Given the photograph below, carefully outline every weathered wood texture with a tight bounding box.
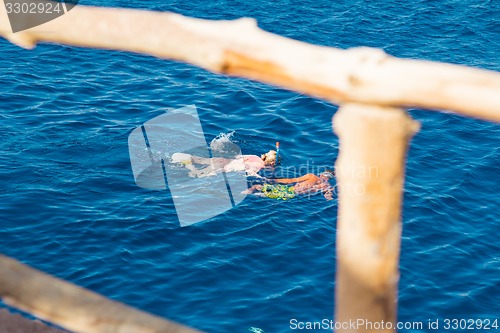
[0,309,66,333]
[0,1,499,122]
[333,104,419,332]
[0,254,203,333]
[0,2,498,333]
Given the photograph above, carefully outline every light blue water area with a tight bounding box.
[0,0,499,332]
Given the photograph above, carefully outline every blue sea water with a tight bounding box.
[0,0,499,332]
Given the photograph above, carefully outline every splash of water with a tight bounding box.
[210,131,237,155]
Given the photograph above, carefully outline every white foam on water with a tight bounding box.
[210,131,237,154]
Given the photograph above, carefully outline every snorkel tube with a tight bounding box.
[275,141,280,165]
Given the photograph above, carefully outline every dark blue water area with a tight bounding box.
[0,0,499,332]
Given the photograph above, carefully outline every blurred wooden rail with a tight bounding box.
[0,254,202,333]
[0,1,499,333]
[0,1,499,122]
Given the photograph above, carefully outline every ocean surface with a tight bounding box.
[0,0,499,332]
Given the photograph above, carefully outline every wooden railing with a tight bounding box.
[1,1,499,333]
[0,255,201,333]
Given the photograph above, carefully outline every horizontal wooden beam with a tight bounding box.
[1,1,499,122]
[0,254,202,333]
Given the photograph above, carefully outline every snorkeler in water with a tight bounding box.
[244,170,335,200]
[171,150,277,178]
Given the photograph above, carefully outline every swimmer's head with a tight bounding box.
[320,170,335,180]
[261,150,277,166]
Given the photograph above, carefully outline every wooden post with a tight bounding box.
[333,103,419,332]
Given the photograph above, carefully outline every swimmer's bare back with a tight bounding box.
[185,155,266,178]
[266,173,334,200]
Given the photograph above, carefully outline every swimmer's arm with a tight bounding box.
[273,174,314,184]
[324,189,333,201]
[242,184,262,194]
